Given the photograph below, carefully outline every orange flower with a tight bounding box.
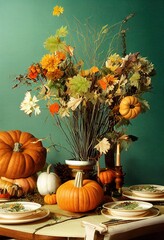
[49,102,60,115]
[55,51,66,61]
[98,74,118,90]
[28,64,40,79]
[40,54,60,72]
[46,69,64,81]
[105,74,117,85]
[80,69,90,77]
[98,79,107,90]
[90,66,99,74]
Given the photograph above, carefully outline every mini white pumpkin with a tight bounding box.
[37,164,61,195]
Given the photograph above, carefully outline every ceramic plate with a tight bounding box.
[123,190,164,202]
[0,209,50,224]
[0,201,41,219]
[129,184,164,198]
[101,207,160,220]
[103,201,153,217]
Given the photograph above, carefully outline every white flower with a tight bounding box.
[94,138,111,155]
[67,97,82,111]
[20,91,41,115]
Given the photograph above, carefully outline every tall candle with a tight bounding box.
[115,142,121,166]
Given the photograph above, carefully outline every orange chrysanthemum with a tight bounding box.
[55,51,66,61]
[49,102,60,115]
[40,54,60,72]
[53,5,64,16]
[46,68,64,81]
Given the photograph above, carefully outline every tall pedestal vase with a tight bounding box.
[65,160,96,179]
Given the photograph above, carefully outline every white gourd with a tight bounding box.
[37,164,61,195]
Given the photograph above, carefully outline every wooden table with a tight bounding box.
[0,202,164,240]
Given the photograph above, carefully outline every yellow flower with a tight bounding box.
[53,5,64,16]
[40,54,60,72]
[106,53,122,72]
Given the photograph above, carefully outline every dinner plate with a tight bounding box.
[0,208,50,224]
[0,201,41,219]
[123,190,164,202]
[129,184,164,198]
[101,207,160,220]
[103,201,153,217]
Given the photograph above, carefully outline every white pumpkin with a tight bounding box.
[37,164,61,195]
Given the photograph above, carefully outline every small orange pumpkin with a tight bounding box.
[0,130,47,179]
[44,194,57,205]
[119,96,141,119]
[56,171,104,213]
[99,169,115,185]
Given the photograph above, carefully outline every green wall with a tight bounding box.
[0,0,163,186]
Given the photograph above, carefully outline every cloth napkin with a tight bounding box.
[82,214,164,240]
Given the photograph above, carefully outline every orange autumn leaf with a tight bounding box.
[49,103,60,115]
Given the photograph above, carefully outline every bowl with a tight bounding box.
[103,200,153,217]
[129,184,164,198]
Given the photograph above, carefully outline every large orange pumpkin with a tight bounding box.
[0,130,47,179]
[56,171,104,213]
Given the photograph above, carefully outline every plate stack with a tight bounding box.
[0,201,49,224]
[101,200,160,220]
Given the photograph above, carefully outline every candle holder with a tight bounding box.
[114,165,124,195]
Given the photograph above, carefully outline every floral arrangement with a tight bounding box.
[14,5,155,164]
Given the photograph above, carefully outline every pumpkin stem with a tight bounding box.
[13,142,23,152]
[74,171,83,188]
[47,164,53,174]
[130,104,135,109]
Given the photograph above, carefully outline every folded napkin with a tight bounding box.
[82,214,164,240]
[83,221,108,240]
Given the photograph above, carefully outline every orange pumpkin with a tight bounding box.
[99,169,115,185]
[1,174,37,194]
[56,171,104,213]
[0,130,47,179]
[119,96,141,119]
[44,194,57,204]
